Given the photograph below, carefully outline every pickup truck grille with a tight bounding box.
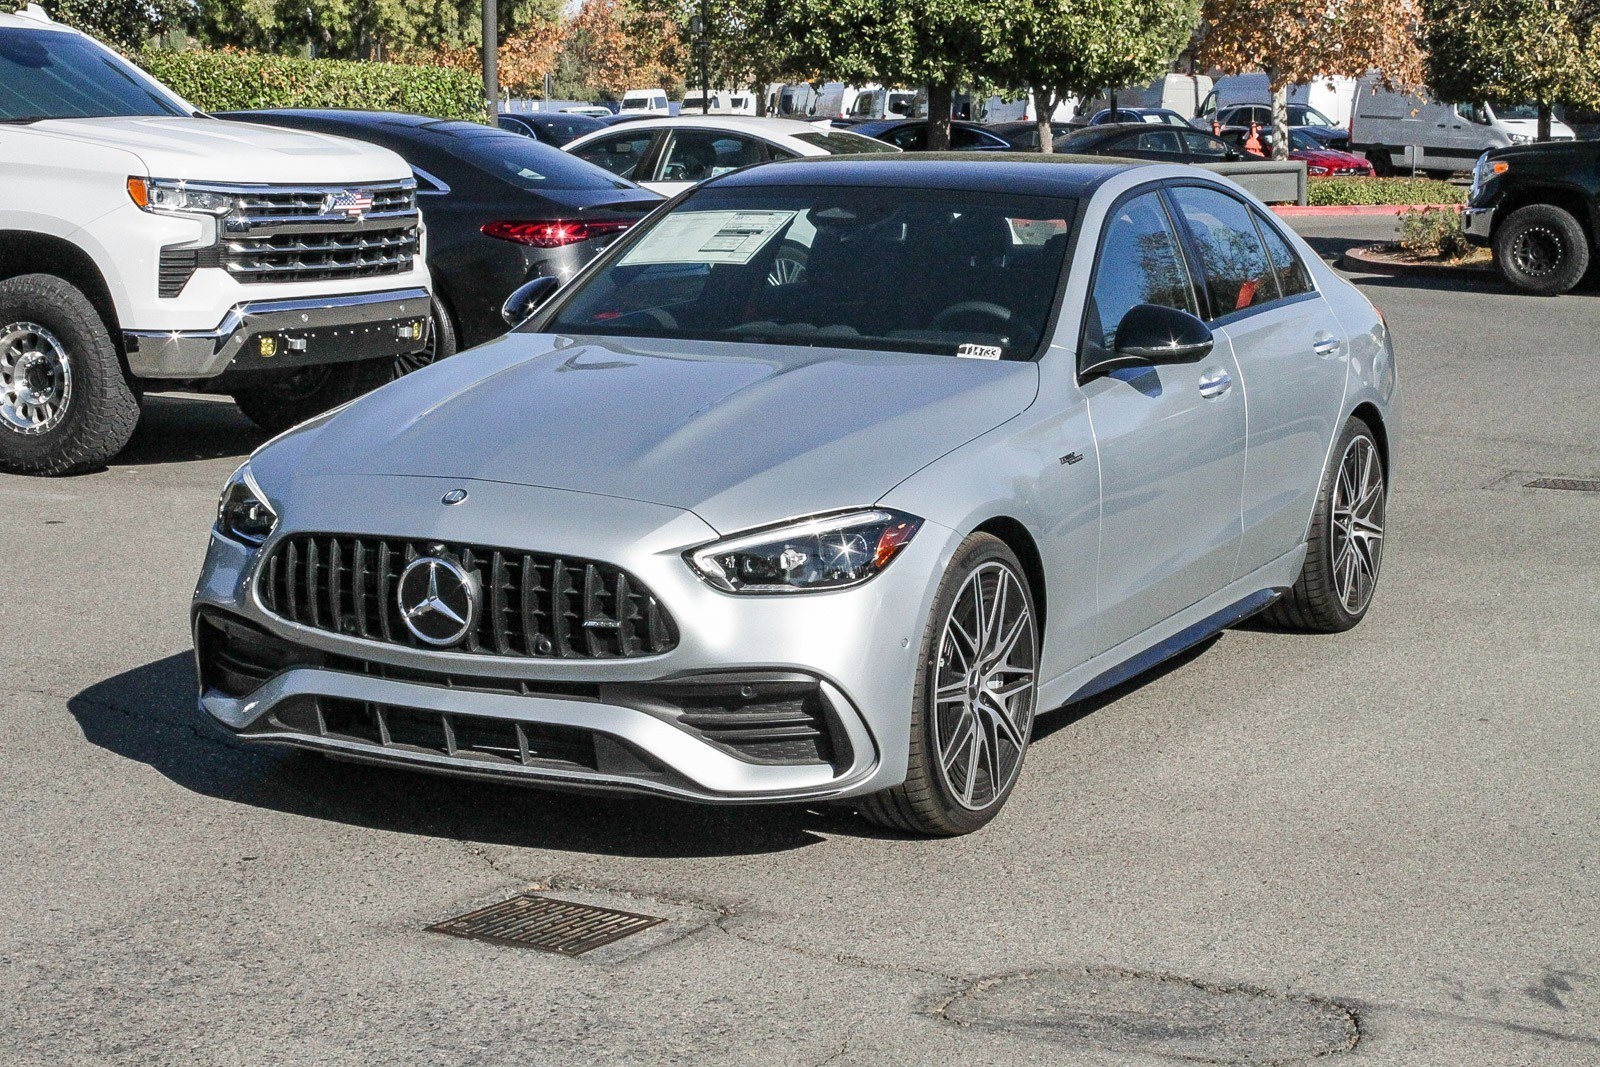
[200,180,423,287]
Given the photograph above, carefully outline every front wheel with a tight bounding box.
[232,357,392,434]
[1493,204,1590,295]
[1264,417,1387,633]
[857,534,1039,836]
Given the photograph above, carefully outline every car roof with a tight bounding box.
[576,115,829,137]
[706,153,1144,197]
[0,11,77,30]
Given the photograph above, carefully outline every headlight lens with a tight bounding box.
[127,177,236,217]
[1508,133,1535,145]
[216,463,277,546]
[688,509,923,594]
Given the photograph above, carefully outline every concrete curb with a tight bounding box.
[1273,204,1463,217]
[1338,244,1495,278]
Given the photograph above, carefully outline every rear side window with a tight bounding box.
[792,130,900,154]
[426,123,631,190]
[1084,191,1197,352]
[572,131,656,180]
[1254,212,1314,297]
[1181,129,1229,159]
[1167,186,1277,317]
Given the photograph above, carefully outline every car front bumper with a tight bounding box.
[192,476,953,804]
[124,288,431,380]
[1461,206,1494,246]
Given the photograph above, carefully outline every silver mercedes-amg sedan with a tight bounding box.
[194,156,1396,835]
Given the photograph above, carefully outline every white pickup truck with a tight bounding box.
[0,8,434,474]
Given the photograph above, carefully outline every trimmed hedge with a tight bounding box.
[137,49,485,122]
[1308,177,1466,207]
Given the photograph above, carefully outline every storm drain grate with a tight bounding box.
[428,894,665,956]
[1524,476,1600,493]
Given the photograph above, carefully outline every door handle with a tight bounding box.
[1312,335,1341,358]
[1198,367,1232,399]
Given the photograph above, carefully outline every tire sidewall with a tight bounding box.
[1495,205,1589,295]
[1316,420,1384,629]
[910,534,1039,835]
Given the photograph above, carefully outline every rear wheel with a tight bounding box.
[857,534,1039,836]
[1365,149,1393,176]
[1264,417,1387,633]
[1493,204,1590,295]
[0,273,139,475]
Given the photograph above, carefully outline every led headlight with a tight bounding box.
[216,463,277,546]
[1508,133,1535,145]
[688,509,923,594]
[126,177,236,217]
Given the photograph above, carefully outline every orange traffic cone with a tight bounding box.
[1244,121,1264,157]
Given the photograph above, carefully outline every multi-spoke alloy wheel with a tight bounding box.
[932,562,1037,811]
[1330,435,1385,615]
[857,534,1039,835]
[1264,417,1388,633]
[0,321,73,436]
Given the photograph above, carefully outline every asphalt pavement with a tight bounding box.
[2,215,1597,1066]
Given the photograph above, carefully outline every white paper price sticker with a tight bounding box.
[620,210,797,267]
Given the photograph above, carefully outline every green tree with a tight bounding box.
[647,0,800,113]
[195,0,562,60]
[43,0,187,51]
[780,0,999,149]
[1197,0,1426,158]
[1425,0,1600,141]
[983,0,1200,153]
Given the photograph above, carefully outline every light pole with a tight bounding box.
[690,2,710,114]
[482,0,498,122]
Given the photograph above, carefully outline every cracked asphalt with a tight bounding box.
[2,216,1597,1065]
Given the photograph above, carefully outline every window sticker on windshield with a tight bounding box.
[1007,217,1069,246]
[620,210,796,266]
[957,343,1003,360]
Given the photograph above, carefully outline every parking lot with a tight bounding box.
[1,215,1596,1066]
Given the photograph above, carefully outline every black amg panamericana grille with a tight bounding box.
[257,534,678,659]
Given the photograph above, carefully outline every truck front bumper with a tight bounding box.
[1461,206,1494,246]
[123,288,430,380]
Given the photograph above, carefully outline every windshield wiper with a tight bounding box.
[0,117,43,124]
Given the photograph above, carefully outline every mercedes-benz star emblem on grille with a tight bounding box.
[397,556,478,646]
[322,189,374,219]
[441,488,468,506]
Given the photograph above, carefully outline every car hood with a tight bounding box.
[1293,147,1367,167]
[25,116,411,184]
[254,332,1039,534]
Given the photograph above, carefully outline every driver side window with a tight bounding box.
[1084,191,1198,358]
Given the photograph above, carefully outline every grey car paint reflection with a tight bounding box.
[193,161,1397,806]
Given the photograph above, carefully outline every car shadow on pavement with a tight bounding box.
[68,652,869,857]
[1032,635,1220,742]
[115,394,269,467]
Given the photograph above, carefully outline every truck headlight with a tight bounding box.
[687,509,922,594]
[127,177,236,217]
[216,463,278,546]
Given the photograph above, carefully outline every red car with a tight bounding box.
[1223,126,1376,177]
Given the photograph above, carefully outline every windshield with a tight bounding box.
[1293,106,1336,127]
[545,185,1075,360]
[0,28,188,121]
[793,131,899,154]
[1495,103,1540,120]
[428,123,633,190]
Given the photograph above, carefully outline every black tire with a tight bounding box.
[0,273,140,476]
[1493,204,1590,295]
[1264,417,1387,633]
[857,533,1040,836]
[232,357,392,434]
[392,296,458,380]
[1365,149,1393,177]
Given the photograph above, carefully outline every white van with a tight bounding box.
[1349,79,1574,175]
[619,89,670,116]
[1093,73,1214,119]
[845,84,916,120]
[978,92,1078,124]
[681,90,758,116]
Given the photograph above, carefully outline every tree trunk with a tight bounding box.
[926,82,953,152]
[1270,79,1290,161]
[1032,87,1057,154]
[1538,102,1553,142]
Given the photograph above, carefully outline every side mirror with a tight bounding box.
[501,276,561,327]
[1084,303,1213,377]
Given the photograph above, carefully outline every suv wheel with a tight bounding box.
[1494,204,1590,295]
[857,534,1039,836]
[0,274,140,475]
[231,357,392,434]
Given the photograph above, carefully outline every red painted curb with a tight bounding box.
[1273,203,1464,217]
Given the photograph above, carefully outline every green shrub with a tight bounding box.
[136,49,485,122]
[1308,177,1466,207]
[1397,206,1474,260]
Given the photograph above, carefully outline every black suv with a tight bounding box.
[1462,141,1600,294]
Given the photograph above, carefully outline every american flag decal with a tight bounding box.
[328,190,374,218]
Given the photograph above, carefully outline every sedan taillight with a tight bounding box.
[481,219,634,248]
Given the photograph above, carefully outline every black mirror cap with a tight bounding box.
[1085,303,1213,376]
[501,276,561,327]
